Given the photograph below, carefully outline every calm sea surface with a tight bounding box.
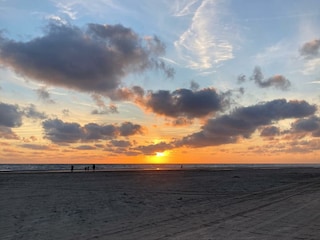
[1,164,319,172]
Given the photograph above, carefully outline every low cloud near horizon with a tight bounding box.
[42,118,145,143]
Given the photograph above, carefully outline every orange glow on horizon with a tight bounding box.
[145,151,169,164]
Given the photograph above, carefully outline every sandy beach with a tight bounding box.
[1,167,320,240]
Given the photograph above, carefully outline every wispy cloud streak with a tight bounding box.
[174,0,234,70]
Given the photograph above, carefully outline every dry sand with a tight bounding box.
[1,167,320,240]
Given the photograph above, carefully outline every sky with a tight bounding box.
[0,0,320,164]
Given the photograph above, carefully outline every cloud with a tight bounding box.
[19,144,55,150]
[174,0,234,70]
[53,0,123,20]
[22,104,47,120]
[36,87,55,104]
[55,2,77,20]
[171,117,193,126]
[42,118,145,143]
[119,122,144,136]
[134,141,172,155]
[145,88,222,118]
[291,115,320,137]
[260,126,280,137]
[300,39,320,58]
[43,119,83,143]
[74,145,96,150]
[62,109,70,116]
[91,94,118,114]
[83,123,117,140]
[190,80,200,91]
[175,99,316,147]
[91,105,118,115]
[91,94,106,108]
[172,0,199,17]
[263,75,291,90]
[0,102,46,140]
[237,74,246,84]
[250,66,291,90]
[0,22,174,97]
[302,58,320,75]
[22,136,38,143]
[0,102,22,127]
[0,126,19,139]
[108,140,131,148]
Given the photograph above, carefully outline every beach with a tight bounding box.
[1,167,320,240]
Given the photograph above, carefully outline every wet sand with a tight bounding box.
[1,167,320,239]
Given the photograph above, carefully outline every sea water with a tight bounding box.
[0,164,319,172]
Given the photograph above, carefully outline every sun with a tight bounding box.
[156,152,165,157]
[147,151,169,164]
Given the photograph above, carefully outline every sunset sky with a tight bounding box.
[0,0,320,164]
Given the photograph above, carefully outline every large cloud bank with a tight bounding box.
[0,23,173,97]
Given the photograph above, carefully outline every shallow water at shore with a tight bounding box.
[1,163,320,173]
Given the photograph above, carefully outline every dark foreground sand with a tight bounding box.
[1,167,320,240]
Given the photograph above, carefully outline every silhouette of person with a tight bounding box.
[93,164,95,172]
[71,165,74,172]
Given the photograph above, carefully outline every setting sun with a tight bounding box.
[146,151,169,164]
[156,152,165,157]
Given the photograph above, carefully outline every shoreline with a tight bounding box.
[1,163,320,174]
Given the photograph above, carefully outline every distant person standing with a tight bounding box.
[71,165,74,172]
[92,164,95,172]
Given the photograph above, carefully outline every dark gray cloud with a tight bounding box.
[171,117,193,126]
[22,104,47,120]
[19,144,54,150]
[95,143,105,148]
[131,86,145,98]
[190,80,200,91]
[42,119,83,143]
[42,118,144,143]
[291,116,320,137]
[0,22,174,97]
[134,142,172,155]
[260,126,280,137]
[175,99,316,147]
[250,67,291,90]
[0,102,47,139]
[145,88,222,118]
[237,74,246,84]
[263,75,291,90]
[0,102,22,127]
[36,87,55,104]
[119,122,144,136]
[109,140,131,148]
[300,39,320,58]
[0,126,19,139]
[83,123,118,140]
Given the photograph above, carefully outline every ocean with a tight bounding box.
[1,164,319,173]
